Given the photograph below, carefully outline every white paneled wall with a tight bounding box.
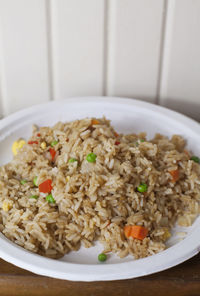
[160,0,200,120]
[106,0,165,103]
[50,0,105,99]
[0,0,200,120]
[0,0,50,115]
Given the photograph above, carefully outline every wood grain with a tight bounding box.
[0,253,200,296]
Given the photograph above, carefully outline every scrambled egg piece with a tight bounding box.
[66,176,71,182]
[163,228,171,240]
[12,139,26,155]
[40,142,47,149]
[2,201,12,212]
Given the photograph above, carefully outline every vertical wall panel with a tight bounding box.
[0,0,50,115]
[0,95,3,118]
[0,73,3,118]
[0,90,4,118]
[106,0,165,103]
[50,0,105,100]
[159,0,200,121]
[0,18,7,118]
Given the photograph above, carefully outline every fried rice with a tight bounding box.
[0,117,200,260]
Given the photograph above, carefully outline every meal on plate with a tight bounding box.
[0,117,200,261]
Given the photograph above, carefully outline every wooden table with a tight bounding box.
[0,253,200,296]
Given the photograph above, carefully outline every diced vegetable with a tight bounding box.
[162,228,171,240]
[37,133,41,137]
[20,179,27,185]
[190,156,200,163]
[68,158,78,163]
[169,169,179,182]
[136,139,145,146]
[124,225,132,238]
[33,177,38,187]
[137,183,148,193]
[91,119,99,125]
[2,201,12,212]
[12,139,26,155]
[29,195,39,199]
[114,132,119,137]
[40,142,47,149]
[51,140,58,147]
[46,193,55,203]
[115,141,120,145]
[17,140,26,149]
[39,179,52,193]
[12,142,18,156]
[124,225,148,240]
[28,141,38,145]
[98,253,107,262]
[49,148,56,161]
[66,176,70,182]
[86,153,97,163]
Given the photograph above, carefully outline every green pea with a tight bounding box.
[136,139,145,146]
[86,153,97,163]
[137,183,148,193]
[68,158,78,163]
[29,195,39,199]
[20,179,27,185]
[98,253,107,262]
[33,177,38,187]
[191,156,200,163]
[46,193,55,204]
[51,140,58,147]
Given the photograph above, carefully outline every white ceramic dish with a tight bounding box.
[0,96,200,281]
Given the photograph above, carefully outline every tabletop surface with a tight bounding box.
[0,252,200,296]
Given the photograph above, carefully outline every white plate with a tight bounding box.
[0,96,200,281]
